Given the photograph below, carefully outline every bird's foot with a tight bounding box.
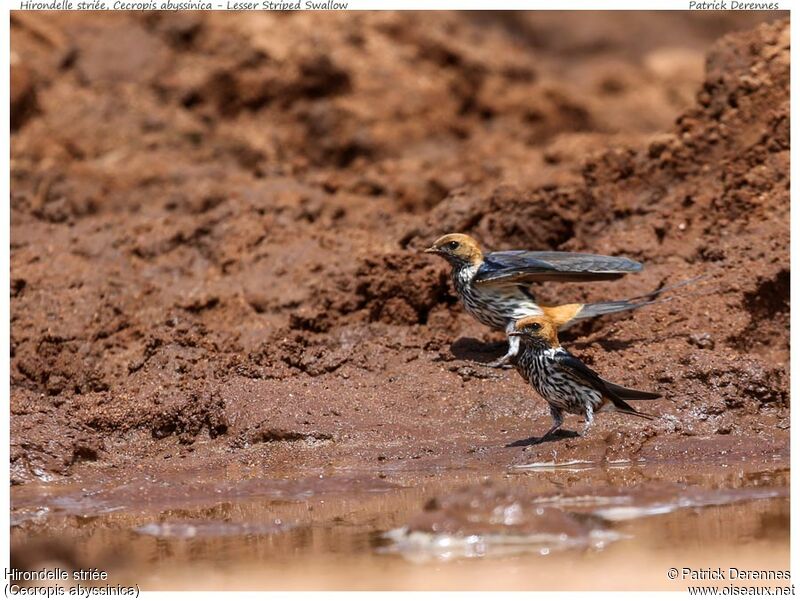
[581,413,594,437]
[505,429,578,447]
[483,355,515,369]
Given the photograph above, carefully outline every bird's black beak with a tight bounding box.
[424,247,440,255]
[508,331,523,337]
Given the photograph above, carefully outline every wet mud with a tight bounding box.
[10,11,789,589]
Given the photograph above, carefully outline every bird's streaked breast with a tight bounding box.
[516,346,603,415]
[453,266,541,330]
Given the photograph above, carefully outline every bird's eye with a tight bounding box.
[529,323,542,331]
[446,241,460,251]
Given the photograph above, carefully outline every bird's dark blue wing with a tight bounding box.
[555,351,658,415]
[553,351,607,392]
[474,250,642,285]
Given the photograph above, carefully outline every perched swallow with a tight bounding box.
[424,233,661,366]
[509,315,658,441]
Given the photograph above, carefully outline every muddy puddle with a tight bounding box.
[11,457,789,590]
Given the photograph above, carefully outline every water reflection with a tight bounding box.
[10,460,790,589]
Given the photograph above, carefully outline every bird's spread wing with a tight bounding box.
[474,251,642,285]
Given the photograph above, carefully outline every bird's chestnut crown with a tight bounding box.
[424,233,483,266]
[509,315,560,347]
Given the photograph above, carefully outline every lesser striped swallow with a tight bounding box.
[424,233,667,366]
[509,314,658,442]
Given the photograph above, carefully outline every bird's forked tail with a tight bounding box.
[547,276,705,329]
[602,379,660,420]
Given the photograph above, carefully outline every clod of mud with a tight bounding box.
[383,481,619,561]
[383,479,788,562]
[11,61,38,130]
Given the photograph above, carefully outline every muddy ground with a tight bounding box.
[10,11,789,489]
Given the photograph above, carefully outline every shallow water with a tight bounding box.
[10,458,789,590]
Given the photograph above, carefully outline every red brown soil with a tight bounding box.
[10,11,789,485]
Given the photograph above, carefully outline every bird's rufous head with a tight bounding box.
[424,233,483,267]
[509,315,560,349]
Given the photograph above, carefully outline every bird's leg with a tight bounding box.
[539,406,564,440]
[581,405,595,436]
[484,325,520,369]
[506,407,565,447]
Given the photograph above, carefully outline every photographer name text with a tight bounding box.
[689,1,781,8]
